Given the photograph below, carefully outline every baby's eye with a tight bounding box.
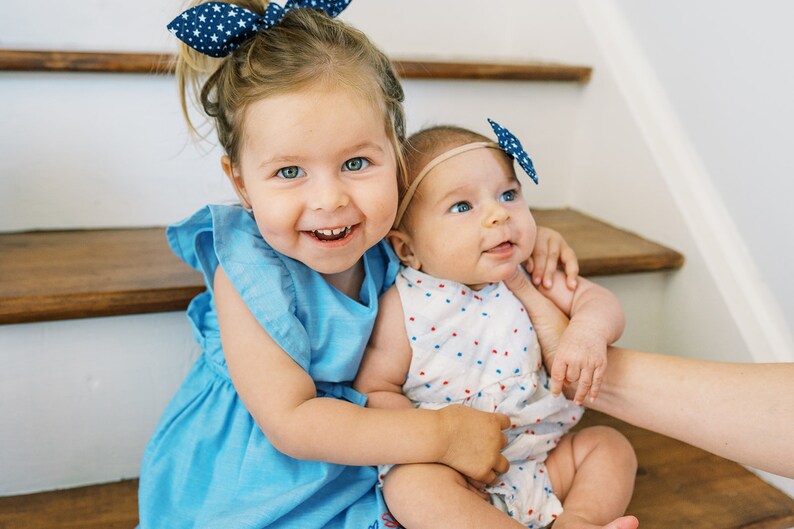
[449,201,472,214]
[499,190,518,202]
[277,166,305,179]
[342,157,370,172]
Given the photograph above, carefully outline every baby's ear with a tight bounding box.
[387,229,421,269]
[221,155,252,209]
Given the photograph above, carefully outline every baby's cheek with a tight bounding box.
[517,241,533,263]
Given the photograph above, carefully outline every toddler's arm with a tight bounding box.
[528,226,579,290]
[353,286,414,410]
[214,267,510,483]
[511,267,624,405]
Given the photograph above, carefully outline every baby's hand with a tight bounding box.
[526,226,579,290]
[437,405,510,484]
[548,324,608,405]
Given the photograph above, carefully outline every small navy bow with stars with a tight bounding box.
[168,0,352,58]
[488,118,538,184]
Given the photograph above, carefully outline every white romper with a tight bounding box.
[384,266,583,528]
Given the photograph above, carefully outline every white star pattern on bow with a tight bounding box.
[487,119,538,184]
[167,0,353,58]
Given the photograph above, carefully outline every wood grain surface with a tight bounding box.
[0,49,592,81]
[0,209,682,324]
[1,413,791,528]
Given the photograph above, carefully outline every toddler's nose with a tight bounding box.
[309,175,349,211]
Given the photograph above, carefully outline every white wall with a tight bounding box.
[0,0,598,232]
[0,315,200,494]
[614,0,794,338]
[574,0,794,496]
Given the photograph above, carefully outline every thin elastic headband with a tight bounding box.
[393,119,538,229]
[393,142,501,228]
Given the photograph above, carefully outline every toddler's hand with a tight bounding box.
[504,267,570,365]
[548,324,607,405]
[526,227,578,290]
[437,405,510,484]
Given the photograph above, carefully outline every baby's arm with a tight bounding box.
[215,267,510,482]
[353,286,414,410]
[530,268,624,405]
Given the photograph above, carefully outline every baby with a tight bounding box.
[355,121,638,529]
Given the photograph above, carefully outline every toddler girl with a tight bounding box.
[139,2,579,528]
[354,122,638,529]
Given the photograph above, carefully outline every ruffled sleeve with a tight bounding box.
[167,205,311,371]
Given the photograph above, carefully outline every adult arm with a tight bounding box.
[505,269,794,478]
[592,348,794,477]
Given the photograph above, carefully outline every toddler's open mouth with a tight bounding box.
[310,226,352,241]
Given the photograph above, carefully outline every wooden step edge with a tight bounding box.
[0,49,592,82]
[0,287,206,325]
[0,208,683,325]
[534,208,685,276]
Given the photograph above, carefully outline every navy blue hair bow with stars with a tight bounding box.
[168,0,352,58]
[488,118,537,184]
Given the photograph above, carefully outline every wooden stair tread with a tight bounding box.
[0,49,592,82]
[534,209,684,276]
[578,413,794,528]
[0,208,683,325]
[1,412,791,528]
[0,228,205,324]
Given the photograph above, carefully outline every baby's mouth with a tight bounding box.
[486,241,513,253]
[310,226,352,241]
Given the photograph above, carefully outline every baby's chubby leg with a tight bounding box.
[382,463,526,529]
[545,426,639,529]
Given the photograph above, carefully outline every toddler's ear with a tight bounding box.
[387,230,421,269]
[221,155,252,209]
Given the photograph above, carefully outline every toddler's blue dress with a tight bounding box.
[137,205,399,529]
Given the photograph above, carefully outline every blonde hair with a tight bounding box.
[175,0,407,181]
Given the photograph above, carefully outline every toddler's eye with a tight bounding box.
[500,190,517,202]
[343,157,370,172]
[449,201,472,213]
[277,166,305,179]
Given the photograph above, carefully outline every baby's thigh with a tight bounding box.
[545,425,636,502]
[382,463,473,511]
